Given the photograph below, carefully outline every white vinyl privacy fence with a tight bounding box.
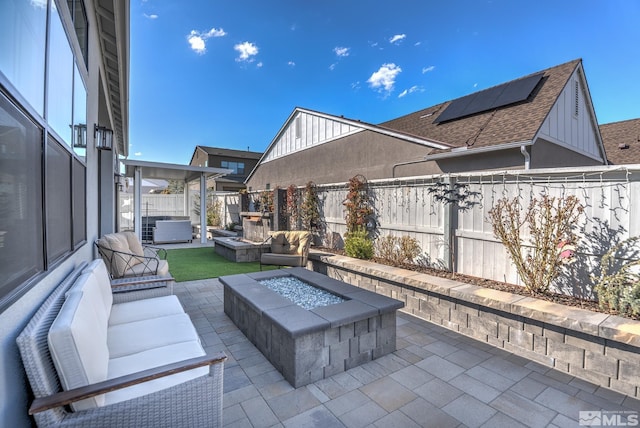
[119,191,239,232]
[248,165,640,297]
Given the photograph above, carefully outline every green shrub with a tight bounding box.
[345,226,374,259]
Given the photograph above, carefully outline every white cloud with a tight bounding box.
[134,152,142,157]
[30,0,47,8]
[367,63,402,94]
[414,41,421,46]
[288,61,296,67]
[234,41,259,62]
[334,47,350,57]
[329,63,337,71]
[187,27,226,55]
[398,85,423,98]
[389,34,406,44]
[143,13,158,19]
[257,62,264,68]
[422,65,435,73]
[351,81,361,91]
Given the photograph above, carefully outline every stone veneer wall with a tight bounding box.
[308,251,640,399]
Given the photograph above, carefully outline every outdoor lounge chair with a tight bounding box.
[260,230,312,270]
[95,231,169,279]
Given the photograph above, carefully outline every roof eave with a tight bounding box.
[424,140,534,161]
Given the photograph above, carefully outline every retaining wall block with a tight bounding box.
[547,339,586,367]
[584,350,619,378]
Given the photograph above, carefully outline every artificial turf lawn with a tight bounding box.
[165,247,275,282]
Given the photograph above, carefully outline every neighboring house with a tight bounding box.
[190,146,262,191]
[246,59,607,190]
[599,118,640,164]
[0,0,128,425]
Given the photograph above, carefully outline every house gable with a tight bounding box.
[536,65,605,163]
[261,109,365,164]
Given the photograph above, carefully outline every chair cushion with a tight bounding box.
[104,341,208,406]
[261,253,305,267]
[80,259,114,317]
[122,231,145,257]
[107,313,200,358]
[123,259,169,277]
[48,288,109,411]
[109,295,185,326]
[271,233,297,254]
[99,233,135,277]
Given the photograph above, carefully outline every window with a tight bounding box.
[221,161,245,175]
[67,0,88,67]
[46,136,72,263]
[0,0,47,115]
[0,92,44,303]
[72,157,86,246]
[0,0,88,311]
[47,3,74,146]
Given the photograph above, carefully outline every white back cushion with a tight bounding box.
[48,285,109,410]
[83,259,113,314]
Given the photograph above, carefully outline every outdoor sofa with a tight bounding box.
[16,258,226,427]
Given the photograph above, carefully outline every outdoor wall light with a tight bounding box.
[72,123,87,148]
[94,124,113,150]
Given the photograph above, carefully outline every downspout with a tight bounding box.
[520,144,531,170]
[392,159,429,178]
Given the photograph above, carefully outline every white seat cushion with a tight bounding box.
[109,295,185,326]
[107,313,200,358]
[104,341,208,406]
[48,289,109,411]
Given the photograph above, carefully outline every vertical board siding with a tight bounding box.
[263,111,362,163]
[538,70,600,159]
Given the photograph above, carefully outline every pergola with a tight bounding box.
[121,159,231,243]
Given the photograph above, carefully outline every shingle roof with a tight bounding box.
[197,146,263,159]
[380,59,581,154]
[599,118,640,165]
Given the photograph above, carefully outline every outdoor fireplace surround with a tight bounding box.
[220,268,404,387]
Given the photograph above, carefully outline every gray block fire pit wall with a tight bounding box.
[220,268,404,388]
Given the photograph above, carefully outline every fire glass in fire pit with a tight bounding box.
[258,276,345,310]
[221,268,404,387]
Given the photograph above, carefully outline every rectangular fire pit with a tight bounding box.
[220,268,404,387]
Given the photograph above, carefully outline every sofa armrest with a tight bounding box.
[30,352,227,415]
[111,275,175,303]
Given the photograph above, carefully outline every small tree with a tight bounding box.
[488,194,584,295]
[300,181,321,232]
[343,175,374,236]
[286,184,299,230]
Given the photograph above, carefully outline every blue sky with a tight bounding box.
[129,0,640,164]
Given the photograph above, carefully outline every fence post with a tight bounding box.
[273,188,287,231]
[442,176,455,272]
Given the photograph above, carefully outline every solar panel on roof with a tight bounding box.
[434,72,544,123]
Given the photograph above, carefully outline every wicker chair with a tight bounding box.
[16,262,226,428]
[95,231,169,279]
[260,231,312,270]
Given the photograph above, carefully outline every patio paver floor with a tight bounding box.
[175,278,640,427]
